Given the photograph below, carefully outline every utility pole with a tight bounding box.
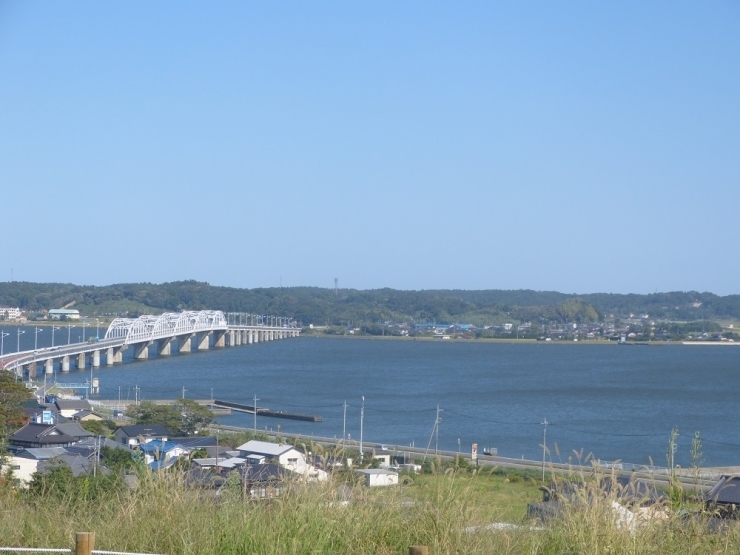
[541,418,549,481]
[435,405,443,455]
[343,400,349,443]
[359,395,365,465]
[253,393,260,434]
[182,385,187,399]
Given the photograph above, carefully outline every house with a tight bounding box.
[236,440,329,481]
[54,399,92,418]
[356,468,398,487]
[137,440,188,468]
[54,422,95,441]
[72,410,106,422]
[191,456,247,471]
[236,440,306,471]
[7,423,78,450]
[1,449,61,486]
[114,425,169,448]
[239,463,295,498]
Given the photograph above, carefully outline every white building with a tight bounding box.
[356,468,399,487]
[0,307,21,321]
[237,440,306,471]
[48,309,80,320]
[1,453,43,486]
[236,440,328,481]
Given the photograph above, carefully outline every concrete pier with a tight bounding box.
[106,347,114,366]
[197,331,210,351]
[179,334,193,353]
[77,353,86,369]
[62,355,70,372]
[214,330,226,348]
[134,342,150,360]
[158,338,173,356]
[92,350,100,368]
[45,359,53,375]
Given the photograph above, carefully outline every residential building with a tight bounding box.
[0,307,21,321]
[114,425,169,448]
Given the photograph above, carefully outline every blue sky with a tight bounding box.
[1,2,738,294]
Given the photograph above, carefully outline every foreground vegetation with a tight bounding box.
[2,463,740,555]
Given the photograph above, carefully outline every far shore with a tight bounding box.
[301,333,687,345]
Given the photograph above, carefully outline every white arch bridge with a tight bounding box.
[0,311,300,379]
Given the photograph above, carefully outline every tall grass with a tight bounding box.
[1,467,740,555]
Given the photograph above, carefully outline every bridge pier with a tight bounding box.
[115,349,123,363]
[92,350,100,368]
[213,330,226,348]
[62,356,70,372]
[28,362,37,379]
[179,334,194,353]
[106,348,114,366]
[158,338,173,356]
[197,331,210,351]
[134,342,151,360]
[45,359,53,375]
[78,353,86,369]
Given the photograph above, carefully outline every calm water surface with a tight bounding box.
[6,329,740,467]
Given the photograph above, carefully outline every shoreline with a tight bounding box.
[301,334,689,345]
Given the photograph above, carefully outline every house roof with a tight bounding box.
[55,399,92,412]
[240,463,294,482]
[184,468,226,489]
[72,410,105,421]
[168,436,218,449]
[7,423,77,447]
[38,455,102,477]
[55,422,95,439]
[357,469,398,476]
[138,441,183,454]
[15,447,68,460]
[115,425,169,438]
[705,476,740,505]
[236,440,296,457]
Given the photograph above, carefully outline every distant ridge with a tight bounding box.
[0,281,738,325]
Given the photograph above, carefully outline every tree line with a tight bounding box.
[0,280,738,325]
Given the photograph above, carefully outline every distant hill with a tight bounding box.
[0,281,738,325]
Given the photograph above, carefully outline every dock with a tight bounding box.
[213,399,322,422]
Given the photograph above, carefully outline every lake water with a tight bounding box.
[5,328,740,468]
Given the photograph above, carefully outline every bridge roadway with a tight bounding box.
[0,310,300,379]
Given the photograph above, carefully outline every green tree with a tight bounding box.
[0,372,33,439]
[125,400,214,436]
[80,420,113,437]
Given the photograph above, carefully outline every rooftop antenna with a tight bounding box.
[334,277,338,296]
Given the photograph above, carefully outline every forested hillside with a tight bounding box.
[0,281,737,325]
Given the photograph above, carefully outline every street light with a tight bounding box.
[67,324,75,345]
[95,319,100,340]
[17,328,25,353]
[1,331,9,356]
[82,322,90,343]
[34,327,44,350]
[51,326,60,347]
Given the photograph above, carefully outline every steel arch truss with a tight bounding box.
[104,310,228,344]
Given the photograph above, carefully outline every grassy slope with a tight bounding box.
[3,467,739,555]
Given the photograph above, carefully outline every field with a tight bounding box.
[2,463,740,555]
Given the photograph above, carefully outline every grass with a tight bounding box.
[2,465,740,555]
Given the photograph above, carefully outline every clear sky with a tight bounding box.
[1,2,738,294]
